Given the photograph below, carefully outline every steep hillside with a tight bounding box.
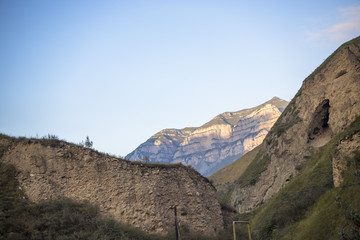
[230,36,360,214]
[212,36,360,239]
[127,97,288,176]
[249,117,360,239]
[0,135,223,236]
[209,145,260,198]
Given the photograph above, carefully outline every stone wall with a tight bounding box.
[1,139,224,235]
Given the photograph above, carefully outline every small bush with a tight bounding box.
[79,136,93,148]
[37,134,64,148]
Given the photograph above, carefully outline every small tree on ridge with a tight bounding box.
[84,136,93,148]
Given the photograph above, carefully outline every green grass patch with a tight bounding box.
[281,151,360,240]
[250,148,334,239]
[244,116,360,240]
[0,196,168,240]
[210,146,260,198]
[214,150,268,205]
[219,185,235,205]
[236,152,271,188]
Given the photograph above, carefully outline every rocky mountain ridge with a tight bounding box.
[217,36,360,214]
[0,136,224,235]
[127,97,288,176]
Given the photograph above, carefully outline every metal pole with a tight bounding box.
[233,221,236,240]
[247,223,252,240]
[233,221,252,240]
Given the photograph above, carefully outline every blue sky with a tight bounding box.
[1,0,360,157]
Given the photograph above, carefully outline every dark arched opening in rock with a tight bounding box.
[308,99,332,146]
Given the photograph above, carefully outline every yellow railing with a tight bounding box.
[232,221,252,240]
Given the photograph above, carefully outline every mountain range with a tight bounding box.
[126,97,288,176]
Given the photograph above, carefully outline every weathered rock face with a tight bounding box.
[0,138,223,235]
[230,37,360,213]
[127,97,288,176]
[332,132,360,187]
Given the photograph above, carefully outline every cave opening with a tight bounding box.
[308,99,331,142]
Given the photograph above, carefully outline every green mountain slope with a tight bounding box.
[211,36,360,239]
[209,145,260,198]
[249,116,360,239]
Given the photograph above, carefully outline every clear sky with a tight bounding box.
[1,0,360,157]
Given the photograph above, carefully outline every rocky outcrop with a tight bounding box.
[229,37,360,213]
[0,138,223,235]
[332,132,360,187]
[127,97,288,176]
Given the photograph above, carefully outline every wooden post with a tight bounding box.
[174,206,181,240]
[233,221,236,240]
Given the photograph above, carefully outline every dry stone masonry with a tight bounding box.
[1,139,224,235]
